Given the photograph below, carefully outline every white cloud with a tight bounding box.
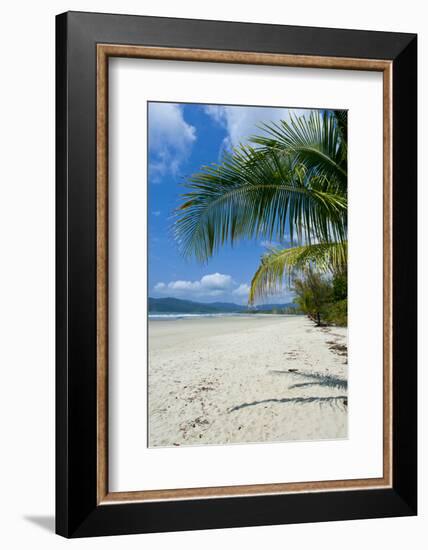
[232,283,250,298]
[167,280,199,291]
[154,282,166,291]
[204,104,308,153]
[153,272,234,300]
[203,105,226,125]
[148,103,196,179]
[152,271,296,304]
[153,273,296,305]
[199,273,233,290]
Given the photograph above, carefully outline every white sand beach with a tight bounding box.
[148,315,347,447]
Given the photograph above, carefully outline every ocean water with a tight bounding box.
[148,313,295,321]
[148,313,251,320]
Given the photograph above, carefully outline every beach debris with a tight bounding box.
[328,342,348,357]
[288,368,299,372]
[194,417,209,426]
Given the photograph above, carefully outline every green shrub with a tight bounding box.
[293,270,347,327]
[324,299,347,327]
[332,273,347,302]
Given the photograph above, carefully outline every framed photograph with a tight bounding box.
[56,11,417,537]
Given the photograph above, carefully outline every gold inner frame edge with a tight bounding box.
[96,44,393,505]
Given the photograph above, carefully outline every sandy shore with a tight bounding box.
[148,315,347,447]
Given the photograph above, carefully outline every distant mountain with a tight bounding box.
[148,297,245,314]
[148,297,296,314]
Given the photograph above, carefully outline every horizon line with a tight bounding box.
[148,296,295,305]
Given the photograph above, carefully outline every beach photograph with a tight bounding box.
[148,102,348,448]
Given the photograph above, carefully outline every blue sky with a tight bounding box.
[148,102,307,305]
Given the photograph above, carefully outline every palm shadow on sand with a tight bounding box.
[229,395,347,412]
[229,370,347,413]
[271,370,348,391]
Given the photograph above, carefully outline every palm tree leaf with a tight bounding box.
[174,145,347,262]
[251,110,347,190]
[333,110,347,155]
[249,242,347,304]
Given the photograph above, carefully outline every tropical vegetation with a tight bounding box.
[293,269,347,326]
[174,109,348,326]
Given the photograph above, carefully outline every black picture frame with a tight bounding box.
[56,11,417,538]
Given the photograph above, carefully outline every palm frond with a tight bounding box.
[333,110,347,156]
[249,242,347,304]
[251,110,347,190]
[174,145,347,262]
